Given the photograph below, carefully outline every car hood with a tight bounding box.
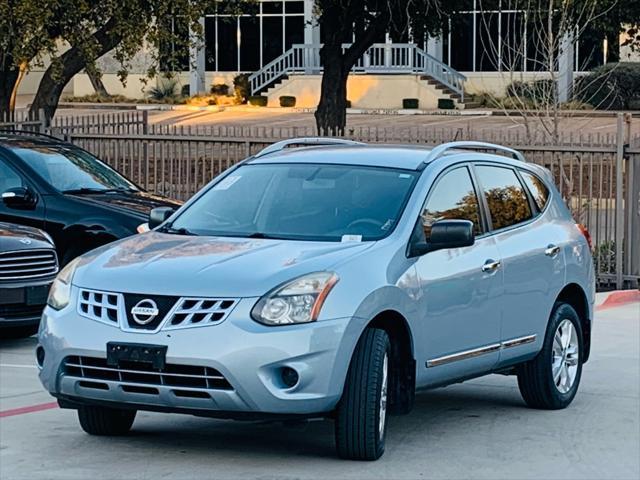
[0,222,55,251]
[67,191,182,219]
[73,231,373,297]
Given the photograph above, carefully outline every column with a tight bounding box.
[189,17,206,96]
[558,30,575,103]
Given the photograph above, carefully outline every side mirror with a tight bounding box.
[409,219,475,257]
[148,207,175,229]
[2,187,36,209]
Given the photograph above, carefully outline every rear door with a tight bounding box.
[413,165,503,386]
[473,164,565,365]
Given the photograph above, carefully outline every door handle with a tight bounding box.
[545,245,560,257]
[482,259,501,273]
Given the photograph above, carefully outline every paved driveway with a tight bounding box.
[1,301,638,480]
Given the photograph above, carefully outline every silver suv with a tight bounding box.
[38,139,595,460]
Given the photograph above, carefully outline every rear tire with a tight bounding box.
[77,405,136,436]
[335,328,390,461]
[517,302,583,410]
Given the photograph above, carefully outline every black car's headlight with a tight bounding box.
[251,272,339,326]
[47,257,80,310]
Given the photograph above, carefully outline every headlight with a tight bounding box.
[47,257,80,310]
[251,272,339,326]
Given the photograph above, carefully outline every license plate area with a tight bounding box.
[0,285,50,306]
[106,342,167,370]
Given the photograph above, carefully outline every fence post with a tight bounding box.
[629,150,640,288]
[615,113,624,289]
[38,108,47,133]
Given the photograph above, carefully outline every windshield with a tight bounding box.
[11,144,138,193]
[170,163,418,241]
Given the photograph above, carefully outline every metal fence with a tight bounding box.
[1,110,638,288]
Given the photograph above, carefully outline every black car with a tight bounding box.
[0,222,58,338]
[0,134,181,265]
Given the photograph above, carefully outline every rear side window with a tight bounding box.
[475,165,532,230]
[520,171,550,212]
[421,167,483,239]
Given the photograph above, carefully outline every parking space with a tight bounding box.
[1,301,638,480]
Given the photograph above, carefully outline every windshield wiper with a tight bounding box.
[63,187,137,194]
[244,232,286,240]
[158,222,196,236]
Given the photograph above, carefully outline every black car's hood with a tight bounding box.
[67,190,182,219]
[0,222,55,251]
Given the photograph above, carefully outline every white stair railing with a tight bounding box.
[248,43,466,101]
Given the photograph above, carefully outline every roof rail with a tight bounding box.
[425,141,525,163]
[254,137,366,158]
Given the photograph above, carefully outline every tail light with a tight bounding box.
[576,224,592,250]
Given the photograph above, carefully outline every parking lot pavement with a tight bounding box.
[1,301,638,480]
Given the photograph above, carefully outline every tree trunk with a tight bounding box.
[314,44,348,136]
[0,67,20,120]
[87,69,110,98]
[29,19,121,124]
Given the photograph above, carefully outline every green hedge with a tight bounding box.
[403,98,419,109]
[248,95,268,106]
[233,74,251,103]
[279,96,296,107]
[210,83,230,96]
[576,63,640,110]
[507,79,555,103]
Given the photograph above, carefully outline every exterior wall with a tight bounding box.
[463,72,555,96]
[265,74,444,109]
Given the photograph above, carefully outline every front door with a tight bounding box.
[0,157,46,231]
[413,166,503,387]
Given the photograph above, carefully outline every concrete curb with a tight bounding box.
[595,290,640,311]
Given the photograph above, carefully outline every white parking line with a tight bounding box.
[0,364,37,369]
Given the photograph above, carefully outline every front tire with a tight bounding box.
[517,302,583,410]
[335,328,390,461]
[77,405,136,436]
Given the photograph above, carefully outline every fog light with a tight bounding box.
[36,346,45,368]
[281,367,299,388]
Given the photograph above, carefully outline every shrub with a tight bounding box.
[234,73,251,104]
[148,80,178,102]
[248,95,268,106]
[210,83,230,96]
[403,98,419,109]
[438,98,455,109]
[180,84,190,97]
[507,79,556,103]
[576,62,640,110]
[279,95,296,107]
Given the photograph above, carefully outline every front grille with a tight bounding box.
[0,304,44,320]
[63,356,233,390]
[0,249,58,281]
[76,289,238,331]
[78,289,121,325]
[165,298,238,329]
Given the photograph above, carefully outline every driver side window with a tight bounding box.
[0,159,24,193]
[421,167,483,240]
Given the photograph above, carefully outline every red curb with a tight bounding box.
[0,402,58,418]
[597,290,640,311]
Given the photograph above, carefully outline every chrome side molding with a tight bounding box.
[426,334,537,368]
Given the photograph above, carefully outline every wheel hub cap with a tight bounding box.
[552,319,579,394]
[379,353,388,440]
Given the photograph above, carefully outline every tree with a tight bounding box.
[0,0,209,122]
[313,0,465,135]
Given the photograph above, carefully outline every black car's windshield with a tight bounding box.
[170,163,419,241]
[10,144,138,193]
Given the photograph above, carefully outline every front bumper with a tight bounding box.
[38,293,362,417]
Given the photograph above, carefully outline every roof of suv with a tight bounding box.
[248,145,436,171]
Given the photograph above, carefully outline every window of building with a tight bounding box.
[204,0,306,72]
[520,171,550,212]
[421,167,483,239]
[475,165,532,230]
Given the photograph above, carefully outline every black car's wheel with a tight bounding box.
[517,302,584,410]
[77,405,136,435]
[335,328,390,461]
[1,325,38,339]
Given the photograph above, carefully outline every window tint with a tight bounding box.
[421,167,482,239]
[520,171,550,212]
[0,160,24,193]
[476,165,532,230]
